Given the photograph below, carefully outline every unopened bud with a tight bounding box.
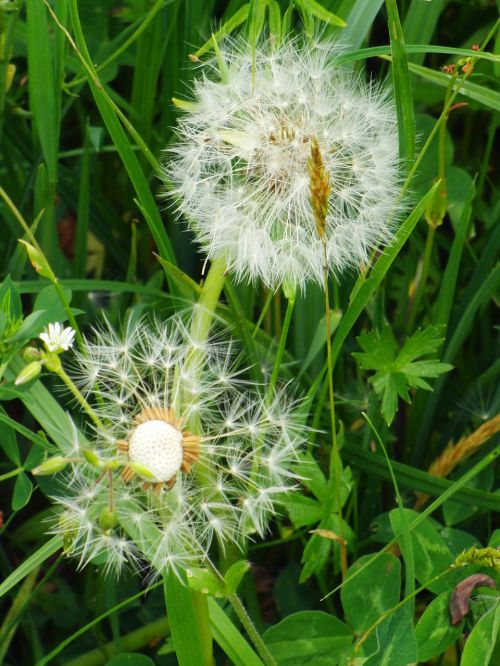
[23,346,42,362]
[82,449,103,468]
[15,361,42,385]
[18,240,54,280]
[99,508,118,531]
[32,456,68,476]
[129,461,156,479]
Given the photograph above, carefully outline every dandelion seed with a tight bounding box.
[164,37,401,290]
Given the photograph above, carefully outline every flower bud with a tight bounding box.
[15,361,42,385]
[129,461,156,478]
[23,346,42,362]
[99,508,118,531]
[18,240,54,280]
[82,449,103,468]
[32,456,68,476]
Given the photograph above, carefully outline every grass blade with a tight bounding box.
[0,536,62,599]
[208,598,264,666]
[331,182,440,367]
[386,0,415,166]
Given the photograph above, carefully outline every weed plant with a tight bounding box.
[0,1,499,665]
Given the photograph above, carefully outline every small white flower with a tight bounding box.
[164,37,402,290]
[40,322,76,353]
[48,313,308,578]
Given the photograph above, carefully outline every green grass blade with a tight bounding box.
[331,182,440,367]
[433,179,475,326]
[403,0,446,65]
[340,0,385,48]
[74,122,90,279]
[208,598,264,666]
[164,573,209,666]
[386,0,415,166]
[342,443,500,512]
[0,536,62,599]
[26,0,59,183]
[35,582,163,666]
[408,61,500,111]
[414,263,500,462]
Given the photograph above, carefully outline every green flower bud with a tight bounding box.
[18,240,54,280]
[15,361,42,385]
[99,508,118,531]
[32,456,68,476]
[129,461,156,479]
[82,449,103,468]
[22,346,42,362]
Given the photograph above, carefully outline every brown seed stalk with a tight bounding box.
[415,414,500,509]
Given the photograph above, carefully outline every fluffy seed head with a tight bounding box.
[164,37,402,290]
[47,312,309,578]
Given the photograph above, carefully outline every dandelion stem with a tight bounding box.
[323,256,347,579]
[228,594,277,666]
[268,292,295,397]
[53,364,104,430]
[309,136,347,578]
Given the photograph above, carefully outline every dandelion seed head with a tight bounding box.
[49,312,309,578]
[164,36,402,290]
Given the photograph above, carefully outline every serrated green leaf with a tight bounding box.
[283,494,323,529]
[302,0,346,28]
[354,325,452,424]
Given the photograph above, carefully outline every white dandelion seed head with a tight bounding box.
[164,36,402,290]
[48,311,309,578]
[39,322,76,353]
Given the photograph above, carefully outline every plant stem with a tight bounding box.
[408,223,436,330]
[0,468,22,482]
[228,594,277,666]
[323,248,347,579]
[52,364,104,430]
[268,291,295,397]
[190,256,227,348]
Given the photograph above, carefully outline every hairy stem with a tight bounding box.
[228,594,277,666]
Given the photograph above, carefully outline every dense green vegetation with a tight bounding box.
[0,1,499,665]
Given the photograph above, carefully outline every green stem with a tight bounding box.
[190,256,227,347]
[228,594,277,666]
[408,224,436,330]
[0,467,22,482]
[52,363,104,430]
[268,291,295,397]
[323,248,347,579]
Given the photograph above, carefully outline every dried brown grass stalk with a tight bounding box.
[414,414,500,509]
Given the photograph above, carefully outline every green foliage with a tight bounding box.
[263,611,353,665]
[353,325,453,424]
[0,0,498,664]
